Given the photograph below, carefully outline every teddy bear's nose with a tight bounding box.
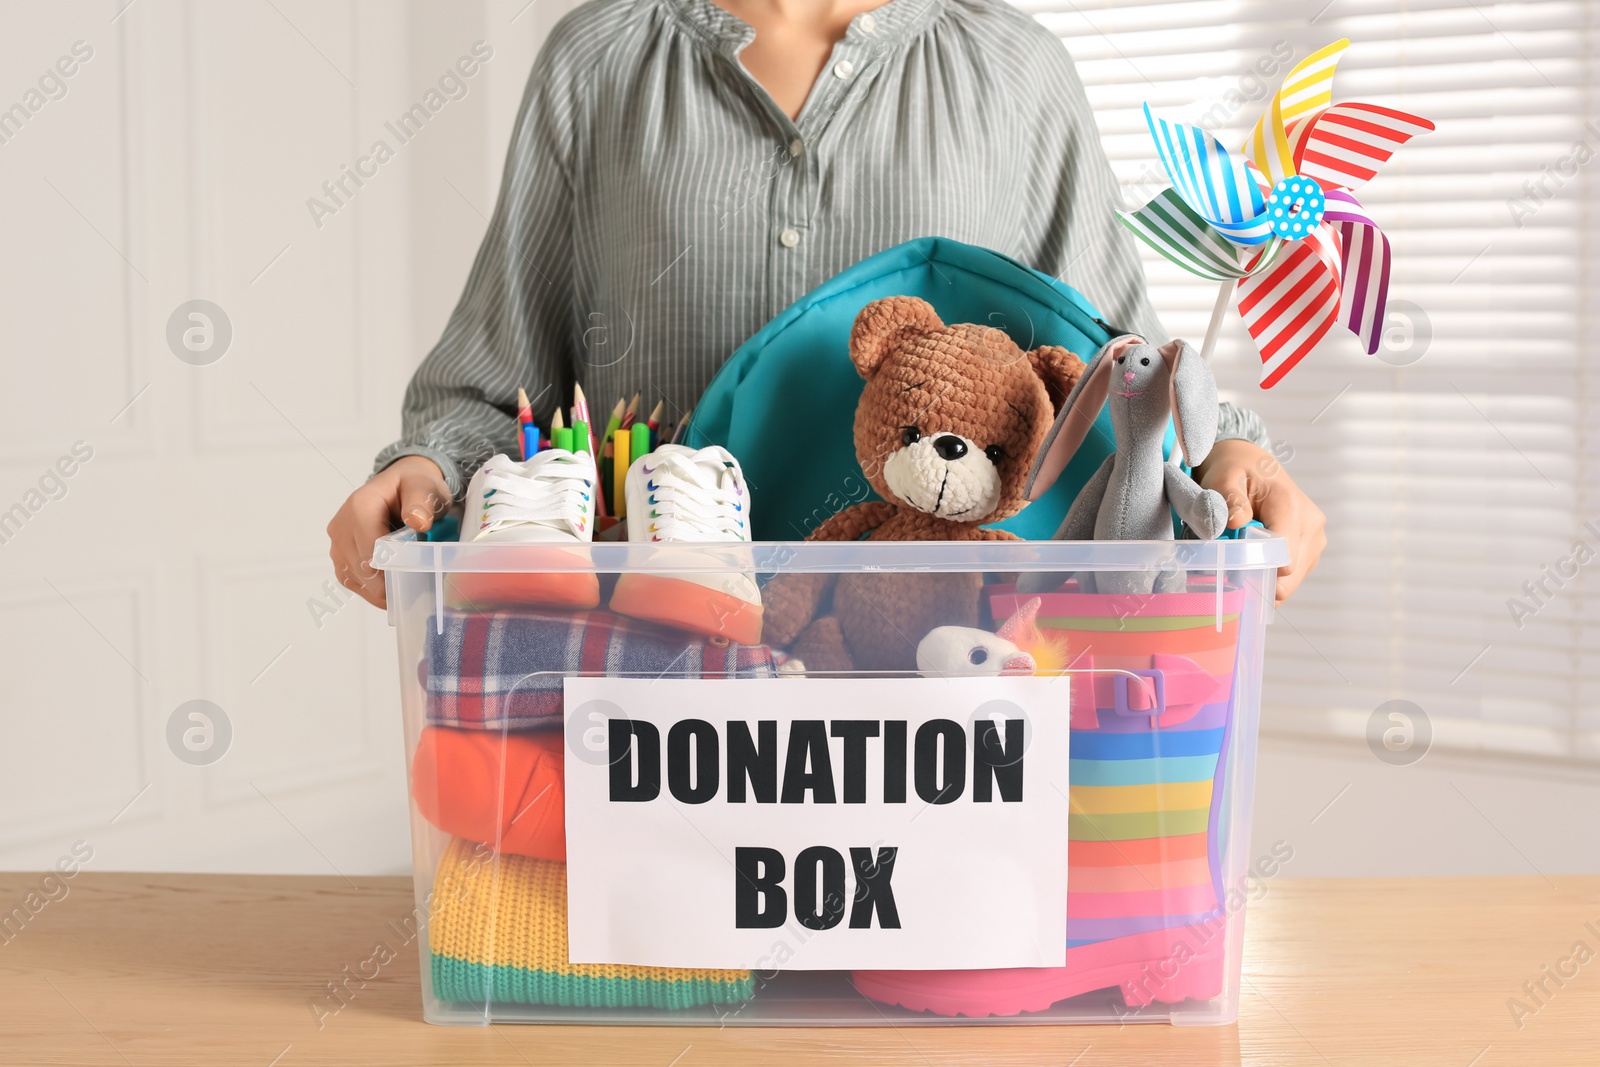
[1123,370,1136,383]
[933,435,968,461]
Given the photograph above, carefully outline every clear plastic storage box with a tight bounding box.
[377,532,1287,1027]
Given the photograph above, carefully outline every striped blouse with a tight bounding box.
[375,0,1267,495]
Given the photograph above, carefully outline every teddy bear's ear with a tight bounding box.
[849,297,945,379]
[1026,345,1086,412]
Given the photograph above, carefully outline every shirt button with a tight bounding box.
[779,227,800,248]
[789,138,804,157]
[833,60,854,80]
[858,13,877,34]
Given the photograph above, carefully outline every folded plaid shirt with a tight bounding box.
[425,608,778,730]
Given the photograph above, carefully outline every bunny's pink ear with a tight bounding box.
[1025,336,1140,500]
[997,597,1042,643]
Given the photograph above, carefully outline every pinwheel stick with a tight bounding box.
[1199,279,1231,363]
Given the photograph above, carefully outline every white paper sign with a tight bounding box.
[563,676,1071,971]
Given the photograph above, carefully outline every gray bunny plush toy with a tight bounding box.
[1021,335,1228,595]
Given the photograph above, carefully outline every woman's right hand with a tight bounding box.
[326,455,452,608]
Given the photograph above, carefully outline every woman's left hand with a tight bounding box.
[1193,438,1326,605]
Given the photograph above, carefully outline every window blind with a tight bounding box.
[1019,0,1599,765]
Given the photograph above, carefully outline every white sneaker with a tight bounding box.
[465,450,596,543]
[609,444,763,643]
[621,444,748,543]
[451,451,600,609]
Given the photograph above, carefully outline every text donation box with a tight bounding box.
[563,676,1073,971]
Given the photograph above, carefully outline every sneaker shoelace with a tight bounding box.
[643,448,747,542]
[476,457,592,538]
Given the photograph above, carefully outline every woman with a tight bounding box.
[327,0,1324,605]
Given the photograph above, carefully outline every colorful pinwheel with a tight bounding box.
[1119,40,1435,388]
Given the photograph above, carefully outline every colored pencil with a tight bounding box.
[671,407,692,444]
[551,408,565,432]
[601,439,614,513]
[613,439,629,519]
[642,400,663,450]
[516,387,537,461]
[602,397,626,445]
[570,387,601,509]
[572,384,596,454]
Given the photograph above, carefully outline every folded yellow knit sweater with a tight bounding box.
[428,837,753,1009]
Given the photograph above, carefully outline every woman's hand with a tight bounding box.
[326,455,452,609]
[1192,438,1326,605]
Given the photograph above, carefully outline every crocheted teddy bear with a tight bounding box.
[763,296,1084,672]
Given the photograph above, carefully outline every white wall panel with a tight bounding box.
[0,581,149,847]
[0,5,141,460]
[188,0,366,450]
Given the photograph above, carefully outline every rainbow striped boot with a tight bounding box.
[851,581,1249,1016]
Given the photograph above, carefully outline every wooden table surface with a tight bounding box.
[1,873,1594,1066]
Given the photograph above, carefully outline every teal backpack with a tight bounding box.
[688,237,1175,542]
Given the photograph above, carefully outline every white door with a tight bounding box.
[0,0,573,874]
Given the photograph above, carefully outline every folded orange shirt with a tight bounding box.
[411,727,566,861]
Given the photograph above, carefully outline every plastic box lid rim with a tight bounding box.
[370,529,1290,573]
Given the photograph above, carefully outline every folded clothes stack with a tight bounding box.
[415,581,773,1006]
